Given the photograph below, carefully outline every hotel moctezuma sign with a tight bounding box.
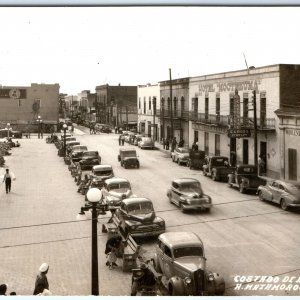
[286,129,300,136]
[0,88,27,99]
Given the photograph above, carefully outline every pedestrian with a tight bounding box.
[171,137,177,152]
[191,141,198,151]
[230,151,237,167]
[162,138,166,149]
[165,139,170,150]
[119,135,122,146]
[105,236,122,270]
[258,155,266,176]
[0,284,7,296]
[33,263,49,295]
[89,124,93,135]
[178,138,184,148]
[3,169,15,194]
[115,126,118,134]
[121,135,125,146]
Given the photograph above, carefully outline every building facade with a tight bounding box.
[189,64,300,179]
[95,84,137,128]
[0,83,59,131]
[137,84,160,140]
[159,78,189,147]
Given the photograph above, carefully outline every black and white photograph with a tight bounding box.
[0,5,300,296]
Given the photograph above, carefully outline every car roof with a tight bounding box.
[159,232,204,248]
[93,164,112,171]
[120,147,136,152]
[173,178,200,184]
[122,197,152,205]
[105,177,129,184]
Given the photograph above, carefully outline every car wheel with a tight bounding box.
[258,191,264,201]
[124,164,128,169]
[280,199,288,211]
[177,159,181,165]
[212,171,217,181]
[205,207,211,213]
[239,183,245,193]
[228,178,233,188]
[179,203,185,213]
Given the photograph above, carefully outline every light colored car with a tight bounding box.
[138,137,154,150]
[257,180,300,210]
[133,134,143,146]
[153,232,225,296]
[101,177,133,207]
[115,197,165,238]
[167,178,212,212]
[171,147,189,165]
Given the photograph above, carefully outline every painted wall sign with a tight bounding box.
[227,128,251,138]
[198,79,261,94]
[286,129,300,136]
[0,88,27,99]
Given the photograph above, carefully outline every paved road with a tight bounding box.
[1,130,300,296]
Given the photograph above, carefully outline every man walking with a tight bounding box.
[3,169,12,194]
[33,263,50,295]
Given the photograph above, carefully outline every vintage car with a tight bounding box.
[71,145,88,162]
[101,177,133,207]
[167,178,212,212]
[228,164,266,193]
[115,197,165,238]
[171,147,190,166]
[66,141,80,155]
[138,137,155,150]
[187,150,206,170]
[133,134,143,146]
[91,164,114,181]
[118,148,140,169]
[153,232,225,296]
[79,150,101,170]
[257,180,300,210]
[202,156,235,181]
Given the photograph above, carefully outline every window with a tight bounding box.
[167,97,171,116]
[164,246,172,258]
[18,99,22,107]
[215,134,220,156]
[143,97,146,114]
[216,95,220,122]
[161,97,164,111]
[260,92,266,128]
[138,97,141,109]
[149,96,151,110]
[205,96,209,119]
[288,148,297,180]
[204,132,209,155]
[180,97,185,116]
[243,93,249,125]
[174,97,178,117]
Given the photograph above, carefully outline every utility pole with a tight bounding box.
[153,97,156,140]
[253,90,258,167]
[169,68,174,139]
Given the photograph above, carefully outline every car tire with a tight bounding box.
[179,203,185,213]
[205,207,211,213]
[258,191,264,201]
[136,162,140,169]
[280,199,288,211]
[228,178,233,188]
[239,183,245,193]
[177,159,181,165]
[212,171,217,181]
[124,164,128,169]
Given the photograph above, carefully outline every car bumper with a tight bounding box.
[182,203,212,210]
[288,203,300,208]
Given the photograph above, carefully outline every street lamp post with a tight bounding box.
[63,123,67,157]
[76,188,107,296]
[37,116,43,139]
[6,123,11,138]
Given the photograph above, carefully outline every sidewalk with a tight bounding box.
[0,137,131,296]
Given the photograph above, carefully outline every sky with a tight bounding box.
[0,7,300,95]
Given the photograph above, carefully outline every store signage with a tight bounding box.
[0,88,27,99]
[227,128,251,138]
[286,129,300,136]
[198,79,261,94]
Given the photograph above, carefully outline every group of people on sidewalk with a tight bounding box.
[162,137,184,151]
[1,263,51,296]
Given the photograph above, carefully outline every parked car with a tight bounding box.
[71,146,88,162]
[66,141,80,155]
[115,197,166,238]
[79,151,101,170]
[91,164,114,181]
[257,180,300,210]
[187,150,206,170]
[133,134,143,146]
[171,147,189,165]
[167,178,212,212]
[153,232,225,296]
[138,137,155,150]
[118,148,140,169]
[228,164,266,193]
[202,156,235,181]
[102,177,133,207]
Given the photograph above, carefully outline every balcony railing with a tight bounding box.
[228,116,276,130]
[157,109,189,120]
[189,112,229,127]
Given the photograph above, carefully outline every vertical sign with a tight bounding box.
[233,89,240,128]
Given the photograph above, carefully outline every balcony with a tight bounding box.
[228,116,276,130]
[189,112,229,127]
[157,109,189,120]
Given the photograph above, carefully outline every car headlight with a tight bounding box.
[242,178,249,186]
[180,196,188,203]
[130,225,137,230]
[184,277,192,284]
[208,273,214,281]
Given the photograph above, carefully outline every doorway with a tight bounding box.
[288,148,297,180]
[260,141,267,170]
[243,139,249,164]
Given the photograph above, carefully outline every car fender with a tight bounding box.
[168,276,185,296]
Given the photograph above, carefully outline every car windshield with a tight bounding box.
[212,158,228,166]
[122,151,137,157]
[178,148,189,153]
[94,170,112,176]
[83,151,98,158]
[173,246,203,258]
[108,182,130,191]
[127,202,153,214]
[179,182,202,193]
[73,146,88,152]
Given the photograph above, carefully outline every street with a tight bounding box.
[1,129,300,296]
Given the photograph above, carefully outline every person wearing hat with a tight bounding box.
[33,263,49,295]
[0,284,7,295]
[131,263,156,296]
